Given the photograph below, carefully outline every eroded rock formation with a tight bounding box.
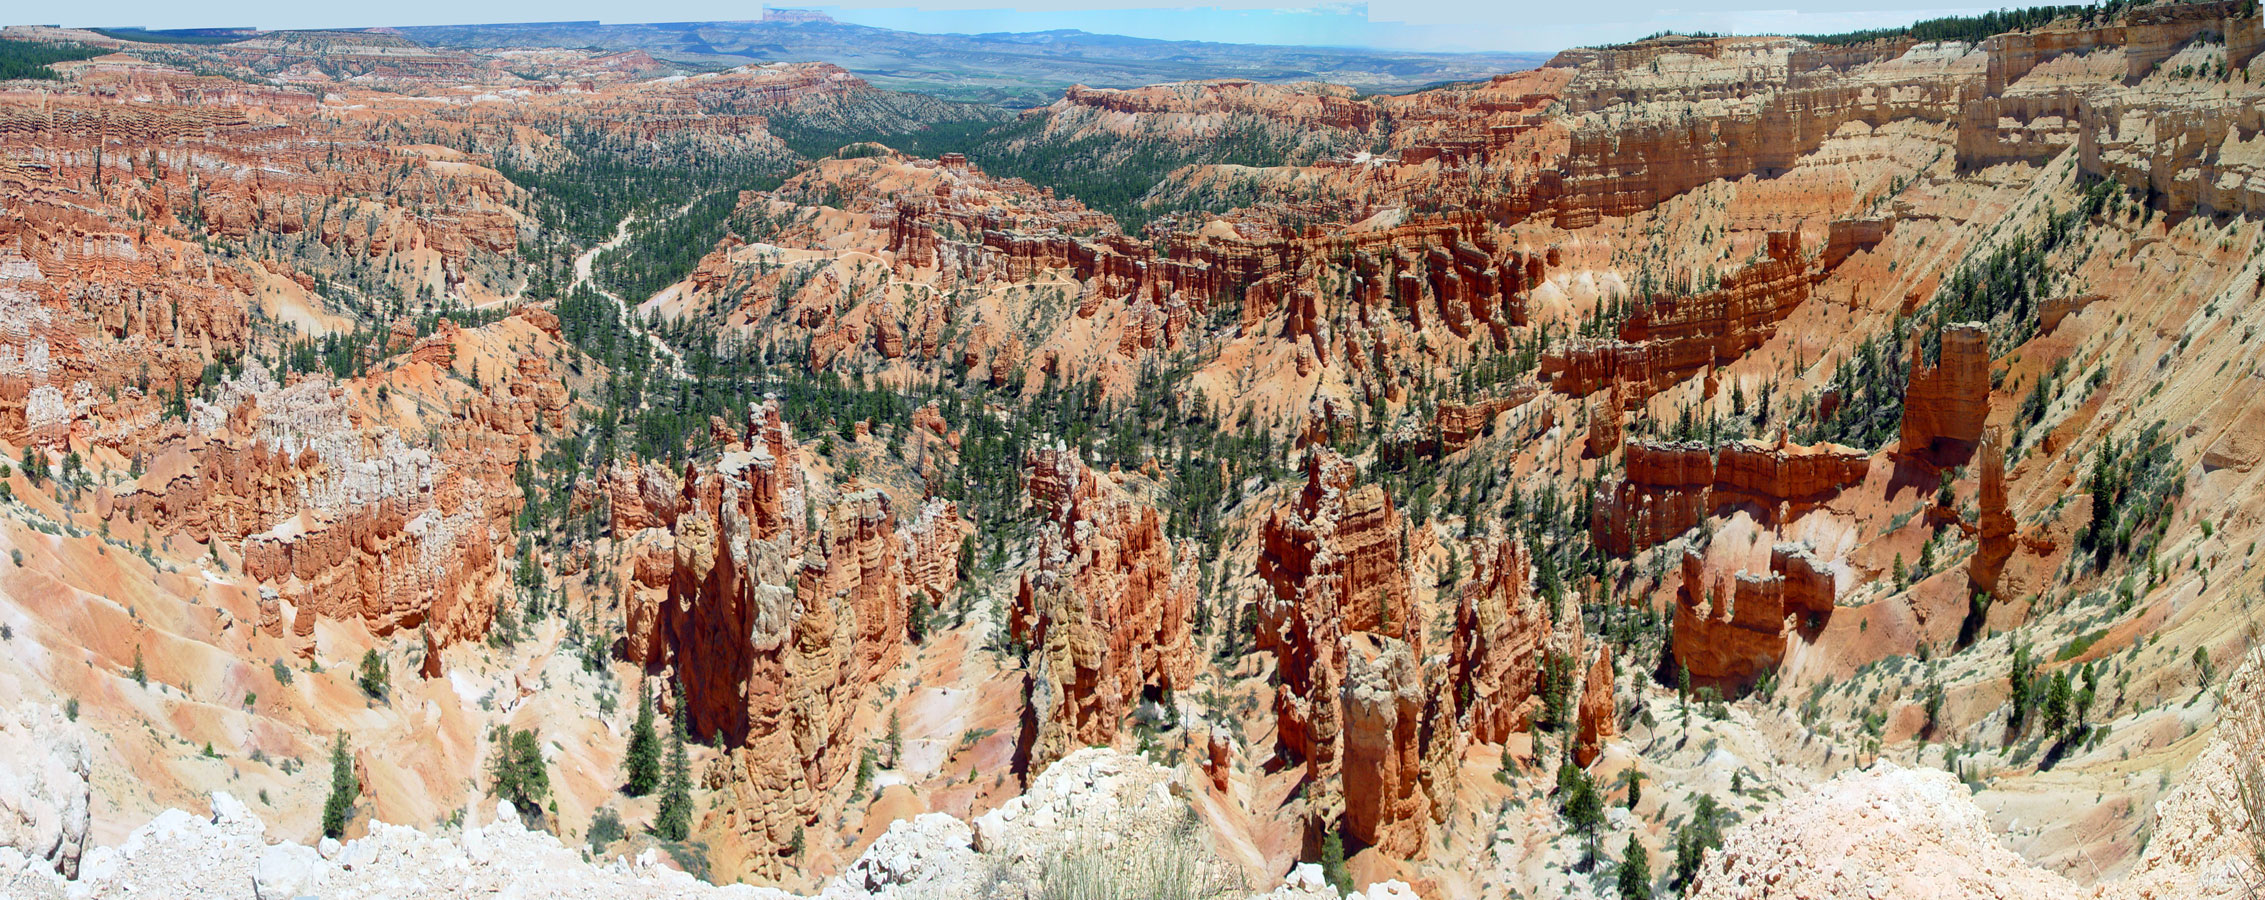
[1437,385,1542,454]
[1340,632,1431,859]
[1541,232,1820,404]
[1551,48,1970,228]
[1593,434,1869,554]
[1672,542,1837,693]
[1900,323,1990,461]
[1573,646,1616,768]
[615,399,966,875]
[1968,428,2016,600]
[1257,450,1437,856]
[1446,533,1550,745]
[1010,446,1197,774]
[1587,386,1625,458]
[102,315,568,652]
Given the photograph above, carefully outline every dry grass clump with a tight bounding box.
[2232,598,2265,899]
[1030,808,1246,900]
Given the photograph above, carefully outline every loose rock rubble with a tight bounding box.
[1690,761,2085,900]
[0,703,89,880]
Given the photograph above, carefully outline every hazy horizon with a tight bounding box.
[29,1,2007,54]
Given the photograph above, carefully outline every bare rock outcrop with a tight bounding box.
[105,312,569,654]
[1257,450,1434,857]
[1446,534,1550,745]
[1689,762,2082,900]
[1553,58,1969,228]
[1540,232,1817,405]
[1593,434,1868,554]
[2103,659,2265,900]
[25,748,1378,900]
[1572,646,1615,768]
[0,704,89,879]
[1968,428,2015,600]
[615,399,967,876]
[1339,632,1430,859]
[1586,386,1624,458]
[1435,385,1540,454]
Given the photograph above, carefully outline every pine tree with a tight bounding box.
[130,646,146,687]
[885,710,903,768]
[2044,670,2073,740]
[908,593,931,644]
[322,732,357,839]
[491,727,551,822]
[655,686,692,841]
[624,685,660,797]
[1618,834,1653,900]
[1677,663,1693,740]
[2076,662,2100,731]
[1561,762,1606,869]
[1318,832,1352,894]
[1672,794,1723,892]
[2008,641,2037,735]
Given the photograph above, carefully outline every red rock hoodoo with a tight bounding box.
[1671,542,1837,693]
[1010,445,1198,774]
[1899,323,1991,462]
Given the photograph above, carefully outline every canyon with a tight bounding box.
[0,5,2263,900]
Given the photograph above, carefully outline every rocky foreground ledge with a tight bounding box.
[0,707,1412,900]
[1686,661,2265,900]
[6,676,2262,900]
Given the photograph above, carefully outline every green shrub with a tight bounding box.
[2056,630,2107,662]
[587,806,625,853]
[357,649,389,701]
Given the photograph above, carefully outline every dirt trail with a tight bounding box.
[572,213,687,377]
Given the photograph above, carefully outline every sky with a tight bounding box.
[25,1,2006,53]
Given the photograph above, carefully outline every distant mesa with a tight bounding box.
[762,7,838,25]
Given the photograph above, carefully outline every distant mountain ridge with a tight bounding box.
[393,15,1548,106]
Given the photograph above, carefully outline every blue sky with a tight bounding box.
[814,2,2002,52]
[31,1,2002,53]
